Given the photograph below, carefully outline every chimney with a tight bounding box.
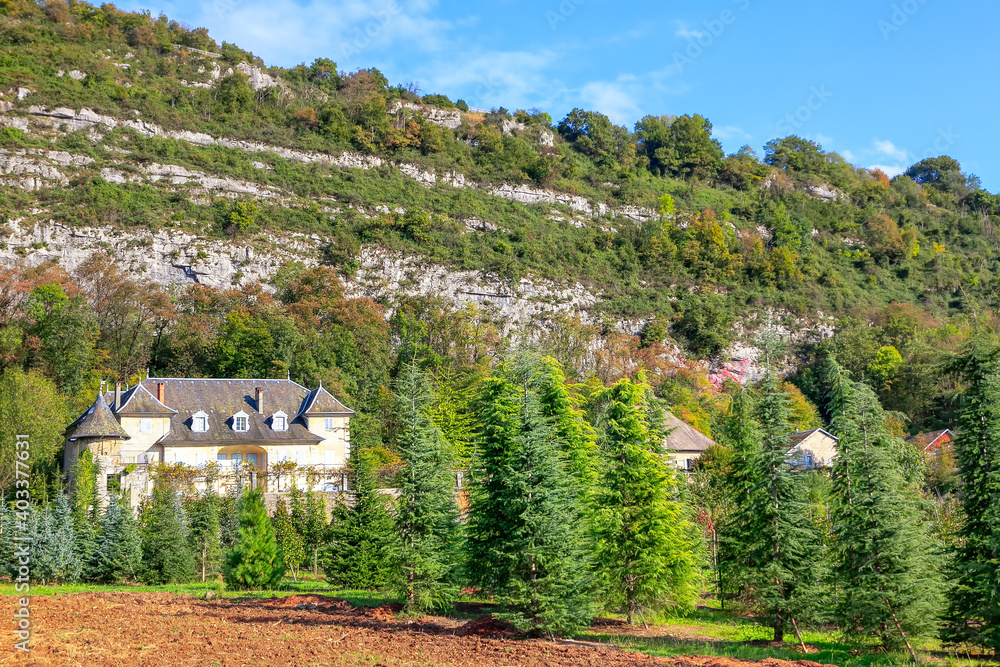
[157,382,165,404]
[256,387,264,414]
[115,383,122,410]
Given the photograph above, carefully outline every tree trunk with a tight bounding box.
[773,617,784,643]
[313,547,318,578]
[201,547,206,582]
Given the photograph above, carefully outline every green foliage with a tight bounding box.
[289,486,328,577]
[394,365,460,612]
[594,376,702,623]
[943,336,1000,651]
[90,495,142,584]
[223,488,285,590]
[465,361,596,636]
[187,492,223,582]
[824,359,943,650]
[0,368,68,497]
[722,375,828,642]
[322,446,398,590]
[25,283,96,395]
[271,498,305,581]
[140,484,194,584]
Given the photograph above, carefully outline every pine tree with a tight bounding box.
[272,498,305,581]
[395,365,460,613]
[465,365,595,636]
[140,484,194,584]
[90,495,142,584]
[223,488,285,590]
[944,337,1000,650]
[188,492,223,582]
[824,359,943,656]
[594,376,701,624]
[726,373,827,644]
[322,445,398,589]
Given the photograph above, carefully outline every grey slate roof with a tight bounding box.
[114,384,177,416]
[130,378,338,445]
[299,385,355,417]
[662,412,716,454]
[68,393,131,442]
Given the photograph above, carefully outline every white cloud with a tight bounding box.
[841,149,856,161]
[420,50,561,110]
[182,0,452,68]
[873,139,909,162]
[868,164,906,177]
[714,125,750,141]
[674,21,705,40]
[578,80,642,124]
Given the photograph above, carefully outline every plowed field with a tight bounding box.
[1,592,838,667]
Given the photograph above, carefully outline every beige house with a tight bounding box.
[662,412,717,471]
[787,428,839,469]
[65,378,353,505]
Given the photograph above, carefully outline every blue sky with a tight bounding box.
[121,0,999,191]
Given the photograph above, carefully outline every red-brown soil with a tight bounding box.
[0,592,839,667]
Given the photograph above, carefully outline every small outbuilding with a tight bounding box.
[662,412,717,471]
[787,428,840,469]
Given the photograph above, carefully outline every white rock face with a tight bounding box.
[387,101,462,130]
[501,119,526,135]
[68,70,86,80]
[0,220,314,288]
[0,150,69,190]
[806,183,841,202]
[16,88,31,100]
[538,129,555,147]
[0,221,602,330]
[6,105,657,225]
[348,247,600,331]
[235,62,281,91]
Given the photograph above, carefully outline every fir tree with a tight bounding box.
[824,359,943,657]
[90,495,142,584]
[34,494,81,584]
[594,376,701,624]
[223,488,285,590]
[534,358,599,507]
[71,449,99,575]
[944,337,1000,650]
[272,498,305,581]
[140,484,194,584]
[188,492,223,582]
[717,387,763,604]
[465,365,595,636]
[395,365,460,612]
[322,445,398,589]
[726,373,827,644]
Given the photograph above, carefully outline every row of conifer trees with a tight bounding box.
[2,344,1000,648]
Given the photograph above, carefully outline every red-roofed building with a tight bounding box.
[905,429,951,453]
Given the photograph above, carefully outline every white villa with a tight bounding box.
[64,377,353,505]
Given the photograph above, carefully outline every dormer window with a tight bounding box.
[232,410,249,432]
[272,411,288,432]
[192,411,209,433]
